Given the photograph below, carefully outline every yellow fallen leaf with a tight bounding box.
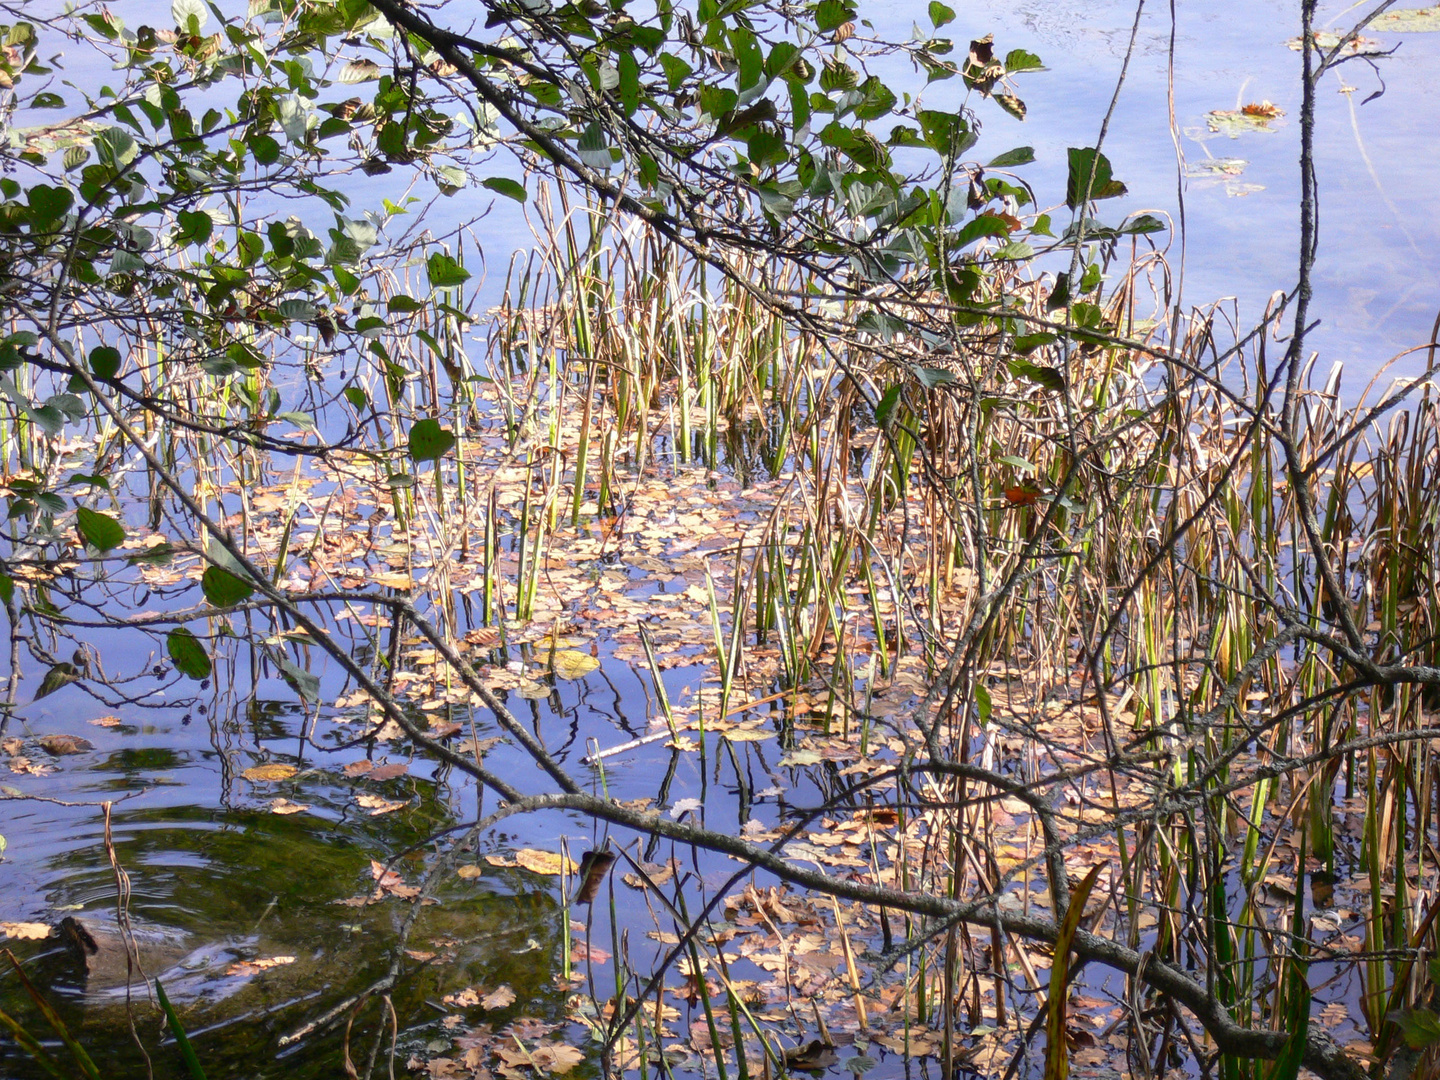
[1,922,53,940]
[269,798,309,815]
[242,763,298,782]
[226,956,297,976]
[456,865,484,879]
[550,649,599,680]
[514,849,577,876]
[89,716,123,728]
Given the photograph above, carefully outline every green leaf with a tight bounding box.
[155,980,209,1080]
[659,53,692,91]
[202,565,254,607]
[168,628,212,680]
[32,91,66,109]
[1004,49,1044,72]
[273,652,320,703]
[1066,147,1128,208]
[815,0,855,32]
[89,345,121,380]
[172,0,208,32]
[34,662,81,701]
[249,133,281,165]
[75,506,125,551]
[1390,1008,1440,1051]
[928,2,955,27]
[426,252,471,289]
[987,146,1035,167]
[27,185,74,226]
[94,127,139,169]
[175,209,213,245]
[481,177,527,202]
[407,417,456,462]
[1120,213,1166,235]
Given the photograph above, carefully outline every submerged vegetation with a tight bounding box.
[1,1,1439,1079]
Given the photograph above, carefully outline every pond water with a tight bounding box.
[3,1,1436,1077]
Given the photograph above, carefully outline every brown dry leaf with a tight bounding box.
[513,849,577,876]
[456,865,484,880]
[269,798,310,815]
[38,734,94,756]
[481,985,516,1010]
[1,922,53,940]
[242,763,298,782]
[344,760,375,777]
[357,793,407,815]
[226,955,296,976]
[444,987,481,1007]
[89,716,123,728]
[368,762,409,781]
[570,941,611,964]
[1,737,22,755]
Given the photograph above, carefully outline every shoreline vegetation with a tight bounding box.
[2,1,1439,1078]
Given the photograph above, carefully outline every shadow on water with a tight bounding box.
[1,763,564,1079]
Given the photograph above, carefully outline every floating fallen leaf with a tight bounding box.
[226,955,296,976]
[242,763,297,782]
[38,734,94,756]
[1,922,53,940]
[517,680,551,700]
[456,865,484,879]
[494,1043,584,1076]
[549,649,599,680]
[269,798,309,815]
[344,760,375,777]
[358,793,407,815]
[88,716,123,728]
[481,985,516,1009]
[486,849,577,876]
[777,749,823,767]
[571,941,610,964]
[367,762,409,781]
